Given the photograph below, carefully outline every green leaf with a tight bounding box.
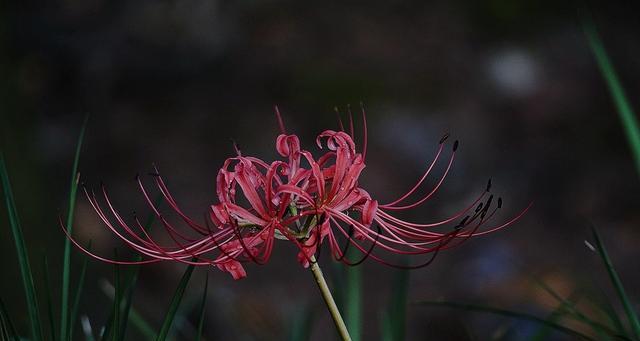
[117,198,160,341]
[156,264,196,341]
[69,241,91,341]
[530,277,620,337]
[99,281,155,341]
[125,307,155,341]
[591,288,629,339]
[584,19,640,175]
[0,154,44,341]
[382,267,409,341]
[102,261,123,341]
[195,276,209,341]
[43,255,58,341]
[344,249,362,341]
[0,296,19,341]
[113,262,121,341]
[590,225,640,339]
[416,300,597,340]
[527,302,565,341]
[288,306,314,341]
[60,115,88,341]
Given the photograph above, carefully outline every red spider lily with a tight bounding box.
[278,108,530,270]
[62,106,530,279]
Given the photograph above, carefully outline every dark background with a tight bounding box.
[1,1,639,340]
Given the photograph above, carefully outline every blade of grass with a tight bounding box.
[117,202,159,341]
[592,288,629,338]
[81,316,96,341]
[69,241,91,341]
[380,312,392,341]
[0,296,19,341]
[113,262,120,341]
[156,264,196,341]
[195,276,209,341]
[531,277,620,337]
[126,306,156,340]
[528,302,568,341]
[584,19,640,174]
[288,305,314,341]
[60,115,88,341]
[102,262,122,341]
[345,249,362,341]
[416,301,597,341]
[384,268,409,341]
[0,154,44,341]
[43,255,58,341]
[590,225,640,339]
[100,280,155,341]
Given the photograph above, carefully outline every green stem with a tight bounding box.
[309,256,352,341]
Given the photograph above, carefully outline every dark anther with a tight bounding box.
[484,195,494,210]
[453,140,459,151]
[486,178,492,192]
[497,197,503,208]
[458,215,470,228]
[475,203,483,212]
[439,133,450,144]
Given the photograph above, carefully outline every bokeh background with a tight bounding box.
[1,1,640,340]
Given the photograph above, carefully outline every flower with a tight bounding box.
[63,106,530,279]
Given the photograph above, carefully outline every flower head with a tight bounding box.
[64,106,530,279]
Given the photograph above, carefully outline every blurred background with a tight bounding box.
[1,1,639,340]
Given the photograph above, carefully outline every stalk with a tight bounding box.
[309,255,352,341]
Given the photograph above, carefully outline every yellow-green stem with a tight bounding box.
[309,255,352,341]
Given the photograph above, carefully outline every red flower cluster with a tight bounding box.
[64,108,529,280]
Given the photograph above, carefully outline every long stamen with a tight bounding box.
[275,105,286,134]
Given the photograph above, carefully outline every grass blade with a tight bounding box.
[590,225,640,339]
[80,316,96,341]
[117,269,140,341]
[156,264,196,341]
[584,20,640,174]
[416,301,597,340]
[0,155,44,340]
[100,280,155,341]
[531,277,621,337]
[0,296,19,341]
[43,255,58,341]
[195,276,209,341]
[344,249,362,341]
[528,302,568,341]
[60,115,88,341]
[101,262,123,341]
[126,307,156,340]
[383,268,409,341]
[288,305,314,341]
[113,263,121,341]
[592,288,629,338]
[69,241,91,341]
[117,202,159,341]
